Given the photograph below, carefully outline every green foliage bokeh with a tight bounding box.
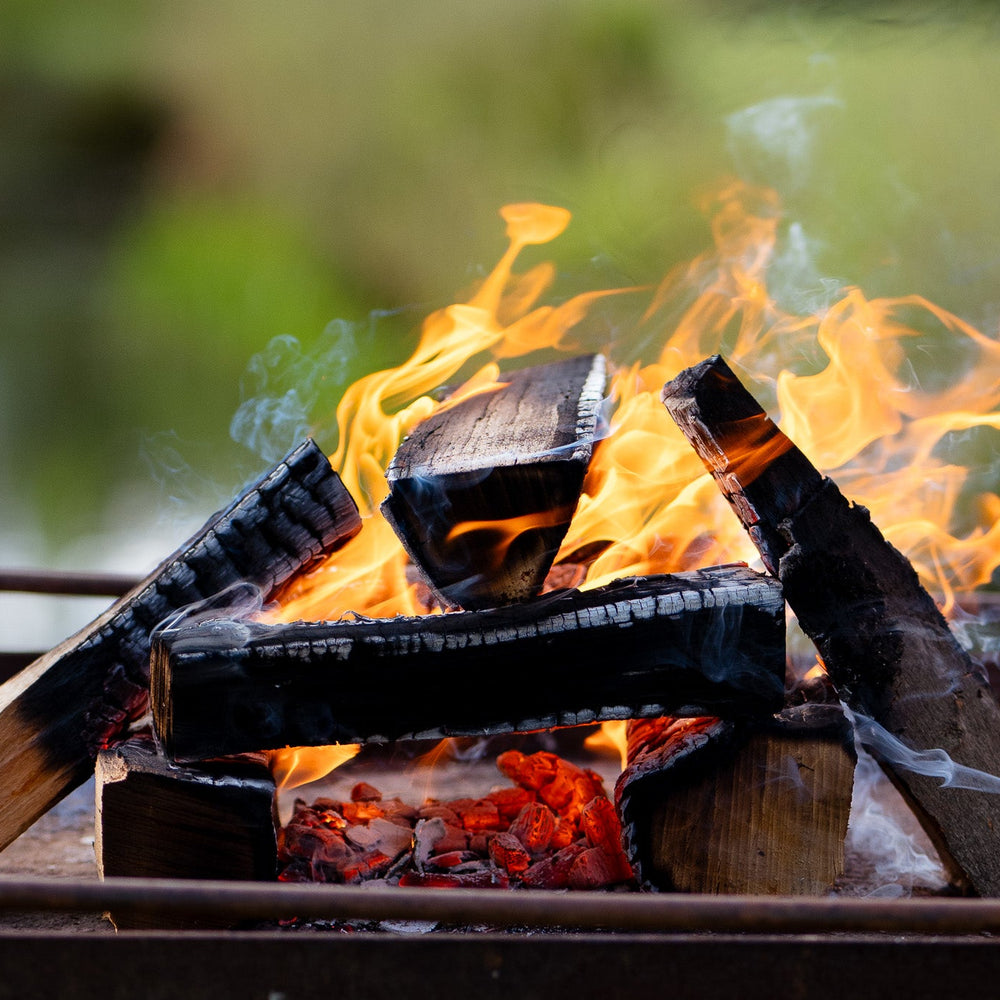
[3,1,1000,557]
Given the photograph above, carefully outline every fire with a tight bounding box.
[443,503,579,580]
[266,178,1000,784]
[268,744,361,791]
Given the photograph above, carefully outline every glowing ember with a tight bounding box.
[277,750,633,891]
[266,178,1000,784]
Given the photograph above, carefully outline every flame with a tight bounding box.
[442,503,579,579]
[265,180,1000,783]
[584,720,629,771]
[268,744,361,791]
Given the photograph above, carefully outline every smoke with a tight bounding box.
[230,313,399,463]
[725,93,843,195]
[846,749,948,896]
[843,710,1000,894]
[853,712,1000,793]
[724,93,847,325]
[154,580,265,652]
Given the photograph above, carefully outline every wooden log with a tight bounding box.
[662,354,1000,896]
[381,354,606,609]
[615,705,856,894]
[151,564,786,760]
[95,736,277,929]
[0,439,361,851]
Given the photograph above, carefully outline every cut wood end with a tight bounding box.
[382,354,607,609]
[386,354,606,480]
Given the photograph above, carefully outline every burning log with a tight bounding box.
[616,705,856,894]
[662,355,1000,896]
[95,736,277,928]
[0,439,361,851]
[381,353,606,609]
[150,564,786,760]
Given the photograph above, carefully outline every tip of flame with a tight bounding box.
[268,744,362,790]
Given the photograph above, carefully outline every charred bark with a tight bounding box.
[616,706,856,894]
[96,736,277,929]
[381,354,606,609]
[0,439,360,851]
[151,564,786,760]
[662,354,1000,896]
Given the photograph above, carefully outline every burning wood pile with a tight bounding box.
[4,190,1000,921]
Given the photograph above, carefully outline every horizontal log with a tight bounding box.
[151,564,786,760]
[381,354,606,609]
[616,705,856,894]
[662,355,1000,897]
[0,439,360,851]
[96,737,277,929]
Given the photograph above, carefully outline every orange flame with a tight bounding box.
[266,181,1000,782]
[268,744,361,791]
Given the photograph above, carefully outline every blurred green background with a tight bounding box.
[3,1,1000,643]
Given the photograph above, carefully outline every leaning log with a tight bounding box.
[0,439,361,851]
[381,354,606,609]
[151,564,786,760]
[616,705,856,894]
[662,354,1000,896]
[96,736,277,929]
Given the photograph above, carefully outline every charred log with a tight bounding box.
[95,736,277,929]
[151,564,786,760]
[381,354,606,609]
[662,354,1000,897]
[0,439,360,851]
[616,706,856,894]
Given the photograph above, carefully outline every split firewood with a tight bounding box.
[0,439,361,851]
[95,736,277,929]
[663,354,1000,896]
[615,705,856,894]
[150,564,786,760]
[381,353,606,609]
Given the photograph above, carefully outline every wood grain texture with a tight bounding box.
[662,355,1000,896]
[0,439,360,851]
[151,564,786,760]
[381,354,606,609]
[617,707,855,894]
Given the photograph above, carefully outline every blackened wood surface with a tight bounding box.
[381,354,606,609]
[151,564,785,760]
[662,355,1000,897]
[95,737,277,929]
[662,355,824,576]
[616,706,855,895]
[0,439,360,852]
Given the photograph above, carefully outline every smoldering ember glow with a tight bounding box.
[277,750,633,892]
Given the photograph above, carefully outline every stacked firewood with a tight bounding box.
[6,344,997,912]
[277,750,633,891]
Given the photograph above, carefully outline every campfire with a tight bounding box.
[5,179,1000,923]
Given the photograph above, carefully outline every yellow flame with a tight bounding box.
[267,183,1000,782]
[584,720,629,771]
[267,744,361,791]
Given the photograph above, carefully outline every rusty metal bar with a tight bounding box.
[2,933,998,1000]
[0,877,998,934]
[0,567,141,598]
